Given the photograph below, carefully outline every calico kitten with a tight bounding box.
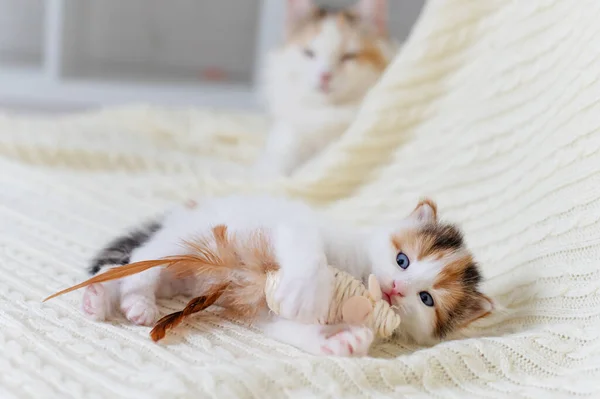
[82,195,492,356]
[256,0,396,177]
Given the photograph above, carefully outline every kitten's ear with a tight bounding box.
[409,198,438,224]
[461,293,494,327]
[353,0,388,35]
[286,0,315,29]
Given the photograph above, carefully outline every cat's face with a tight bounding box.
[368,200,493,345]
[280,0,394,104]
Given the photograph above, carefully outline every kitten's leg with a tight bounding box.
[81,280,119,321]
[81,260,120,321]
[118,240,186,326]
[272,224,335,323]
[261,318,374,357]
[255,122,303,177]
[118,266,161,326]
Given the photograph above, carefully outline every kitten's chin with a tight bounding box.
[307,85,355,105]
[291,81,362,106]
[309,87,335,101]
[317,83,332,94]
[302,92,340,107]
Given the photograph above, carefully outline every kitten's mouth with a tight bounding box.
[317,81,333,93]
[382,292,392,306]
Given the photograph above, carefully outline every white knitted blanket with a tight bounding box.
[2,1,600,397]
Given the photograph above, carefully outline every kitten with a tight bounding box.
[82,195,492,356]
[255,0,396,177]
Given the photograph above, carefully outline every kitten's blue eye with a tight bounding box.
[303,48,315,58]
[396,252,410,269]
[419,291,434,307]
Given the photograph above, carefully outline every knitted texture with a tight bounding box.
[2,0,600,397]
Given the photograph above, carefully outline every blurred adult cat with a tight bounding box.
[256,0,396,176]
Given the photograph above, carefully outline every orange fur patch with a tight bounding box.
[434,253,474,290]
[391,230,420,260]
[433,253,490,337]
[335,11,356,30]
[357,40,388,70]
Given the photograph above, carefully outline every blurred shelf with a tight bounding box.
[66,61,251,87]
[59,0,261,92]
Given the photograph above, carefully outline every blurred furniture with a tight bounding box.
[0,0,424,110]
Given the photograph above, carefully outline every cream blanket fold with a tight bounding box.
[1,0,600,397]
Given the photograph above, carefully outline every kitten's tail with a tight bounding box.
[89,220,162,275]
[45,225,279,321]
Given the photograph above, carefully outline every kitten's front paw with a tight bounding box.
[276,265,334,324]
[121,294,159,326]
[320,326,374,357]
[82,284,107,321]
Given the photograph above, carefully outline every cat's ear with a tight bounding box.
[353,0,388,35]
[409,198,438,224]
[461,293,494,327]
[286,0,315,28]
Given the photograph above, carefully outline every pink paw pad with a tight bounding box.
[82,284,106,320]
[121,295,159,326]
[320,327,374,357]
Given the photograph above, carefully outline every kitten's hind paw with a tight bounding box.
[320,326,374,357]
[121,294,159,326]
[82,284,108,321]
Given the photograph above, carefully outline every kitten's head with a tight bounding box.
[368,199,494,345]
[276,0,394,104]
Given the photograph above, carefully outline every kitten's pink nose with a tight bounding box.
[382,281,406,305]
[319,72,332,86]
[389,280,406,298]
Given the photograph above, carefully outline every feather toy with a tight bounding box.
[44,225,401,341]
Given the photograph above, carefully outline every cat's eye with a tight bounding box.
[396,252,410,269]
[419,291,434,307]
[341,52,357,62]
[303,48,315,58]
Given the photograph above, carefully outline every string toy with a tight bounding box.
[44,225,401,341]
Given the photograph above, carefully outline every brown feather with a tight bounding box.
[150,283,228,341]
[176,226,280,320]
[43,259,170,302]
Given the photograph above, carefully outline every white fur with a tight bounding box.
[82,195,458,355]
[255,1,396,177]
